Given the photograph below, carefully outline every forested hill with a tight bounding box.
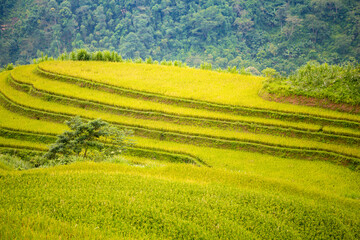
[1,0,359,73]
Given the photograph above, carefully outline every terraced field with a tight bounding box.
[1,61,360,239]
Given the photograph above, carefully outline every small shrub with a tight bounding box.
[0,154,33,170]
[76,49,91,61]
[93,51,104,61]
[3,63,14,71]
[59,51,69,61]
[103,51,112,61]
[115,53,123,62]
[161,60,173,66]
[134,58,143,63]
[227,66,237,74]
[111,51,116,62]
[70,51,77,61]
[174,60,182,67]
[146,57,153,64]
[201,62,212,70]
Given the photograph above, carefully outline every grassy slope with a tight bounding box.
[1,62,360,239]
[0,101,359,200]
[11,65,323,131]
[40,61,360,121]
[0,101,359,199]
[1,162,359,239]
[3,70,360,159]
[0,103,66,135]
[11,65,360,144]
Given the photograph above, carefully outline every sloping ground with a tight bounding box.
[1,162,360,239]
[39,61,360,122]
[262,92,360,114]
[3,64,360,168]
[1,62,360,239]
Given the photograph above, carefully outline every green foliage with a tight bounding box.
[60,50,124,63]
[59,51,69,61]
[263,61,360,105]
[76,49,91,61]
[113,51,122,62]
[92,51,103,61]
[146,56,153,64]
[0,154,33,170]
[173,60,183,67]
[3,63,14,71]
[227,66,237,74]
[200,62,212,70]
[134,58,143,64]
[2,0,360,73]
[32,51,53,64]
[44,116,133,160]
[103,51,112,61]
[160,60,165,65]
[262,68,281,78]
[70,51,77,61]
[239,67,251,75]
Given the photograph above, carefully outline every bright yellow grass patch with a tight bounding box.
[12,65,326,131]
[0,136,48,150]
[2,74,360,158]
[40,61,360,121]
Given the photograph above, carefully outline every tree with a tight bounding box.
[233,10,254,34]
[44,116,133,160]
[188,6,225,40]
[283,15,303,40]
[76,49,90,60]
[262,68,280,78]
[1,0,359,74]
[120,32,147,59]
[305,14,327,43]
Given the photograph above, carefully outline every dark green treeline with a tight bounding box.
[1,0,359,73]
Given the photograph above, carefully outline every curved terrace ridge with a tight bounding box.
[8,75,360,146]
[37,64,360,127]
[0,85,359,170]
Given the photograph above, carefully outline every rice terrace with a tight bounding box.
[0,54,359,239]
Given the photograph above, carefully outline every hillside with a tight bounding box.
[0,61,360,239]
[1,0,359,73]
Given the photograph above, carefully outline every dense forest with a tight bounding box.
[1,0,359,73]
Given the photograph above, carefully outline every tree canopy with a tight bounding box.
[1,0,359,73]
[44,116,134,160]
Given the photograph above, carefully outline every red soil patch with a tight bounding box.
[261,92,360,114]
